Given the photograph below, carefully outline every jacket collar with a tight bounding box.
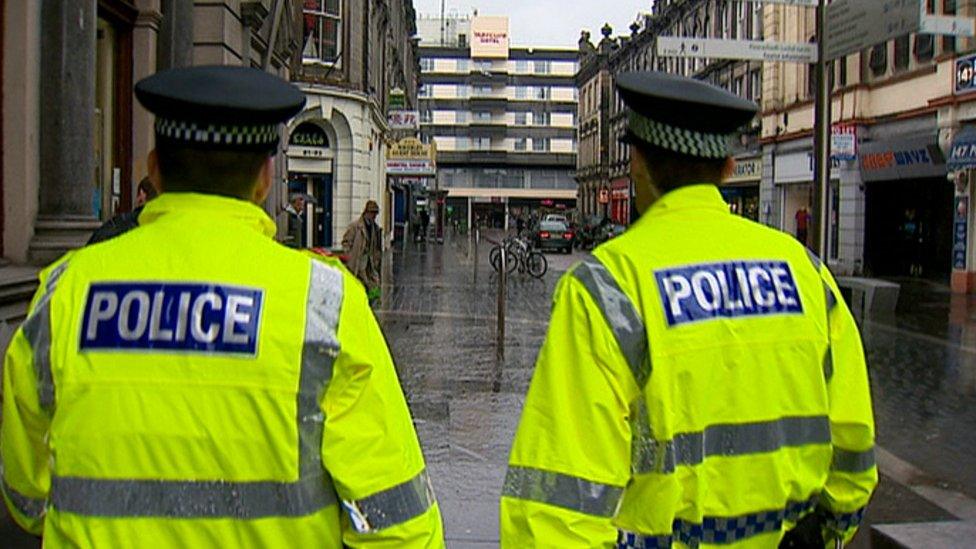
[139,192,278,238]
[641,184,729,220]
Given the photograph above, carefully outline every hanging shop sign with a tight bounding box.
[727,157,763,184]
[831,124,858,161]
[948,127,976,170]
[387,137,436,176]
[388,110,420,131]
[955,196,969,270]
[859,136,946,182]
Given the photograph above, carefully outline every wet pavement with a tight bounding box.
[2,235,975,547]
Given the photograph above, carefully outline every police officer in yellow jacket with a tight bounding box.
[1,66,444,547]
[501,71,877,548]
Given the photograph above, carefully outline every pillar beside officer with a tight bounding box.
[1,66,444,547]
[501,71,877,548]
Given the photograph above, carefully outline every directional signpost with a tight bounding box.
[657,37,817,63]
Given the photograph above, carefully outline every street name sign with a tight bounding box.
[826,0,975,61]
[656,37,817,63]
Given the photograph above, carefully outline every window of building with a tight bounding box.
[533,138,550,152]
[457,84,470,98]
[944,0,957,53]
[473,137,491,150]
[893,35,910,72]
[515,86,528,99]
[474,111,492,122]
[456,58,469,72]
[534,60,551,74]
[458,34,468,48]
[514,138,528,151]
[516,59,529,73]
[750,70,761,102]
[837,56,848,88]
[733,76,744,97]
[419,85,432,98]
[869,42,888,76]
[536,86,550,100]
[455,111,468,124]
[420,58,434,72]
[474,85,492,96]
[302,0,341,64]
[514,112,528,125]
[477,60,492,72]
[420,109,433,123]
[753,2,764,40]
[533,111,551,126]
[915,34,935,63]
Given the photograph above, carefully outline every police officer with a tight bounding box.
[1,66,444,547]
[500,72,877,547]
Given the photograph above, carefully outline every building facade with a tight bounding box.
[580,1,765,226]
[418,14,578,230]
[576,26,614,221]
[1,0,304,324]
[288,0,420,248]
[761,2,976,291]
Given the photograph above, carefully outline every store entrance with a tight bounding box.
[864,178,953,279]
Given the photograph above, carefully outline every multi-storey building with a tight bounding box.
[580,1,766,226]
[576,26,614,221]
[289,0,420,248]
[418,14,578,230]
[0,1,305,327]
[761,2,976,291]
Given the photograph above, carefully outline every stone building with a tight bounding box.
[1,0,304,324]
[575,26,614,221]
[286,0,420,249]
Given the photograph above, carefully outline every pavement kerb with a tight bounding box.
[876,446,976,521]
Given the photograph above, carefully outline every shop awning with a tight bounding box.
[949,128,976,171]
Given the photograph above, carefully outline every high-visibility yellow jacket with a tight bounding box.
[1,192,445,548]
[501,185,877,548]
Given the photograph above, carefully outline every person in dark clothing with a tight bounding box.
[87,177,158,245]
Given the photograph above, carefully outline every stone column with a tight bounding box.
[132,1,162,186]
[157,0,193,70]
[29,0,100,264]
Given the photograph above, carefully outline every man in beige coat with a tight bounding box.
[343,200,383,297]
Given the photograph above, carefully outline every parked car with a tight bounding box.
[543,214,569,225]
[535,221,574,254]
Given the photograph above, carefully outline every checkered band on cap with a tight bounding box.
[155,117,279,148]
[629,112,731,159]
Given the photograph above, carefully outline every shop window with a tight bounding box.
[915,34,934,63]
[303,0,341,64]
[893,35,910,72]
[869,42,888,77]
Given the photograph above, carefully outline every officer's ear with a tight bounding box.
[720,156,736,183]
[147,149,164,194]
[252,156,274,204]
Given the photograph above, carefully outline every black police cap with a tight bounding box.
[135,65,306,151]
[616,71,759,158]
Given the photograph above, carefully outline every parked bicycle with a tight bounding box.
[490,235,548,278]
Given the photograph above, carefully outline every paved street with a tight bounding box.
[2,234,975,547]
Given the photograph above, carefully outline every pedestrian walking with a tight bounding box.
[86,177,158,245]
[1,66,443,547]
[283,193,308,248]
[501,71,877,547]
[343,200,383,298]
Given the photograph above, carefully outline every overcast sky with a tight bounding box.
[412,0,653,48]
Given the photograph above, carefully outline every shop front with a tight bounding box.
[722,156,762,221]
[287,122,334,248]
[860,136,950,279]
[773,150,841,252]
[945,127,976,292]
[609,177,629,224]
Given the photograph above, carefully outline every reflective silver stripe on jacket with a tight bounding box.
[831,447,876,473]
[20,262,68,413]
[632,416,832,474]
[572,258,650,388]
[502,465,624,518]
[342,469,436,533]
[52,473,336,518]
[50,262,345,519]
[1,478,46,520]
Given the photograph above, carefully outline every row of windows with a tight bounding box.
[437,168,577,190]
[420,110,573,126]
[419,84,578,101]
[431,136,577,153]
[420,57,576,75]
